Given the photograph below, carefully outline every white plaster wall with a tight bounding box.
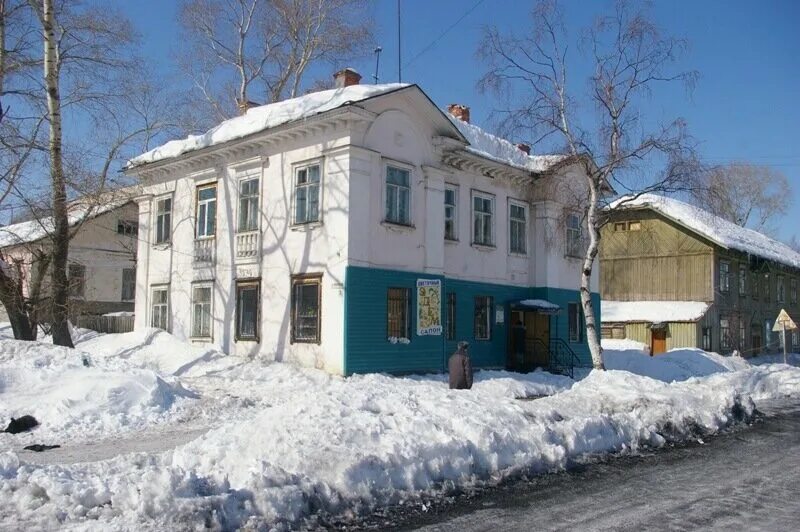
[135,129,351,374]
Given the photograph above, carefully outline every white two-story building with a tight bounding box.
[126,69,600,375]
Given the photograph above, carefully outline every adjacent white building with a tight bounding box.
[126,69,600,375]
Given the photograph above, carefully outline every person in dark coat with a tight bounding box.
[449,341,473,390]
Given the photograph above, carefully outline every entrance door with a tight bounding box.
[651,329,667,355]
[531,313,550,367]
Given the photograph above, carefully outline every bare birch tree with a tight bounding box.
[690,162,791,233]
[176,0,374,130]
[479,0,699,369]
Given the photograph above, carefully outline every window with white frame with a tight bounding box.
[472,192,494,246]
[509,201,527,254]
[295,163,321,224]
[474,295,493,340]
[565,213,583,257]
[196,184,217,238]
[151,286,169,331]
[385,165,411,225]
[444,185,457,240]
[568,302,582,343]
[191,284,212,338]
[121,268,136,301]
[238,177,260,232]
[719,261,730,293]
[155,196,172,244]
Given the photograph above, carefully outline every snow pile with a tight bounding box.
[602,300,710,323]
[610,194,800,269]
[604,346,750,382]
[129,84,409,166]
[0,339,196,445]
[448,116,568,173]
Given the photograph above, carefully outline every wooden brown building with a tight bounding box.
[600,194,800,356]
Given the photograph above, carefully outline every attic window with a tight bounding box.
[614,222,627,232]
[628,221,641,231]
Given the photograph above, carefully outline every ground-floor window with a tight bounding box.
[236,280,260,341]
[720,317,731,350]
[568,302,582,343]
[291,274,322,343]
[702,327,712,351]
[446,292,456,341]
[793,330,799,348]
[387,287,411,341]
[474,296,493,340]
[739,320,746,350]
[191,283,213,338]
[151,286,169,331]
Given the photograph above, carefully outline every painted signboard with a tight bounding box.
[416,279,442,336]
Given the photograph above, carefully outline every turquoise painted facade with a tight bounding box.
[344,265,600,375]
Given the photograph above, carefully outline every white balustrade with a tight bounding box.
[236,231,260,260]
[194,238,215,264]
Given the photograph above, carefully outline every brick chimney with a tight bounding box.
[447,104,470,123]
[237,99,260,114]
[516,143,531,155]
[333,67,362,88]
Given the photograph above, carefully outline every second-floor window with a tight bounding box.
[238,177,260,232]
[566,213,582,257]
[196,184,217,238]
[444,186,457,240]
[385,165,411,225]
[764,273,770,301]
[777,275,785,302]
[719,261,730,293]
[472,192,494,246]
[791,279,798,305]
[155,196,171,244]
[295,163,321,224]
[121,268,136,301]
[739,265,747,296]
[117,220,138,236]
[509,202,527,254]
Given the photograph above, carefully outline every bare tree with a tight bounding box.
[176,0,374,130]
[690,162,791,233]
[479,0,698,369]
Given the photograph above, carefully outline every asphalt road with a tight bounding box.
[375,400,800,532]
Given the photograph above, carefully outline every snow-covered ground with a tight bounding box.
[1,327,799,530]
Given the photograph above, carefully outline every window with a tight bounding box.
[764,273,770,302]
[613,222,628,232]
[739,265,747,296]
[474,296,493,340]
[68,263,85,298]
[385,165,411,225]
[238,177,260,232]
[792,279,798,305]
[751,271,758,299]
[719,261,730,293]
[191,284,212,338]
[765,320,773,348]
[444,186,457,240]
[236,281,260,340]
[295,163,321,224]
[702,327,712,351]
[793,330,799,348]
[117,220,138,236]
[627,221,641,231]
[446,292,456,341]
[291,275,321,343]
[121,268,136,301]
[472,192,494,246]
[509,202,527,254]
[151,286,169,330]
[777,275,785,302]
[568,302,582,343]
[720,317,731,350]
[739,320,746,350]
[196,184,217,238]
[387,287,411,340]
[155,196,172,244]
[566,213,583,257]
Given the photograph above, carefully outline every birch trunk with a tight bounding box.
[581,175,604,369]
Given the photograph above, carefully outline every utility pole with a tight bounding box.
[373,46,382,84]
[397,0,402,82]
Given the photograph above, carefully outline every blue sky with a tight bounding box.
[124,0,799,243]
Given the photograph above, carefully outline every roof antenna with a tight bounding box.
[373,46,382,84]
[397,0,402,83]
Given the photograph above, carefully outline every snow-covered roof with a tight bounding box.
[447,117,569,173]
[0,199,130,249]
[128,83,411,167]
[602,300,710,323]
[611,194,800,270]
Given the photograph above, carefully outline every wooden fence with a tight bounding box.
[75,314,135,334]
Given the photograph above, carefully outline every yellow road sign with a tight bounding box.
[772,309,798,332]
